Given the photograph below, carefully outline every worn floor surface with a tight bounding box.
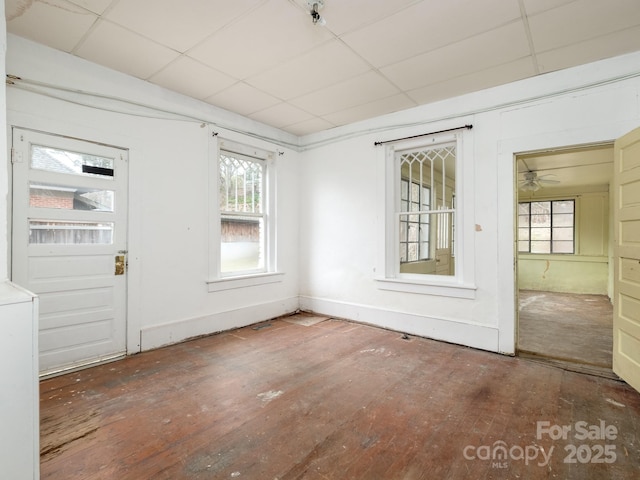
[41,314,640,479]
[518,290,613,369]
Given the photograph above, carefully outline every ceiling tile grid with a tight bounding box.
[6,0,640,135]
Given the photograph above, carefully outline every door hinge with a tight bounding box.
[11,148,23,164]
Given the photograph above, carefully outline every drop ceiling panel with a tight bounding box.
[187,0,332,80]
[521,0,575,16]
[6,1,98,53]
[104,0,262,53]
[246,40,371,100]
[284,117,336,137]
[537,26,640,74]
[75,20,180,79]
[381,22,531,92]
[341,0,522,69]
[322,93,416,128]
[67,0,114,15]
[149,57,237,100]
[205,82,280,116]
[290,71,400,117]
[407,57,535,105]
[320,0,416,36]
[249,102,315,129]
[528,0,640,53]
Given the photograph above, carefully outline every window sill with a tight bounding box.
[375,277,476,299]
[207,272,284,292]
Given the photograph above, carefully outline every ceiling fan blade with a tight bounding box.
[538,178,560,184]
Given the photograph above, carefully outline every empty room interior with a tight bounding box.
[1,1,640,479]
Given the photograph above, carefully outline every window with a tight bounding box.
[208,137,280,290]
[377,128,475,298]
[397,141,456,276]
[219,151,265,274]
[518,200,575,254]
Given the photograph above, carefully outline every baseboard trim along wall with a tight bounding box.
[141,295,501,354]
[298,296,500,353]
[140,296,300,351]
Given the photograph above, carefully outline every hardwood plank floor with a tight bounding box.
[41,314,640,479]
[518,290,613,369]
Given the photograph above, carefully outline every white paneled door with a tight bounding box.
[613,126,640,394]
[12,129,128,376]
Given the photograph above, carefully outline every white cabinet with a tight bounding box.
[0,281,39,480]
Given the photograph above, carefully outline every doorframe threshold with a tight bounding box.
[517,351,620,381]
[39,352,126,380]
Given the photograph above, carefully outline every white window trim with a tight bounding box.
[375,129,476,298]
[207,133,280,292]
[207,272,285,292]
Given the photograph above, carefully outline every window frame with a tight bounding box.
[207,135,281,292]
[518,199,575,254]
[376,129,476,299]
[219,150,267,276]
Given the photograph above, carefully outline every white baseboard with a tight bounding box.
[299,295,501,353]
[140,295,503,355]
[140,296,299,351]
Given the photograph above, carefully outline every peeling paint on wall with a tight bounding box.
[542,260,550,279]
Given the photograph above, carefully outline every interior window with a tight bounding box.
[518,200,575,254]
[397,142,456,276]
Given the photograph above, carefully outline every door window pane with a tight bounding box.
[31,145,114,178]
[30,183,114,211]
[29,220,114,244]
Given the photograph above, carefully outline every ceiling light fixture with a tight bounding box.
[519,181,541,192]
[308,0,326,26]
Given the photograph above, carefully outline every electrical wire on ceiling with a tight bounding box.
[6,74,301,151]
[7,62,640,153]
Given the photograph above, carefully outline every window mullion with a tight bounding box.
[550,201,554,253]
[528,202,532,253]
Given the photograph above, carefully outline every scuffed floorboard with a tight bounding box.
[40,315,640,479]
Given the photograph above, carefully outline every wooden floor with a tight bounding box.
[518,290,613,370]
[41,314,640,479]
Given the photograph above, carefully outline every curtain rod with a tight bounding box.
[374,124,473,146]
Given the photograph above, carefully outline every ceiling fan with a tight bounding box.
[519,171,560,192]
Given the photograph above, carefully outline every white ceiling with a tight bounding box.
[517,143,613,191]
[6,0,640,136]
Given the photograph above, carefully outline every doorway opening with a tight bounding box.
[515,143,616,377]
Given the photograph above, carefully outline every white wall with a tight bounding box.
[4,35,640,360]
[298,51,640,355]
[5,35,301,352]
[2,5,41,480]
[0,0,7,281]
